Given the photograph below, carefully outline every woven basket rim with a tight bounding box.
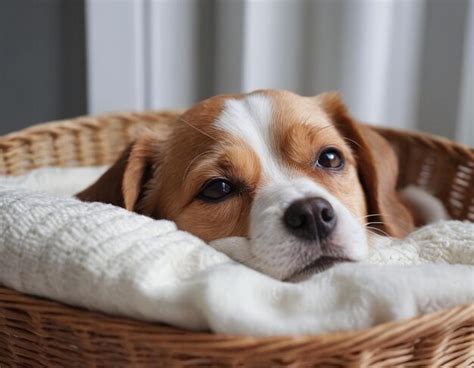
[0,110,183,141]
[1,285,472,343]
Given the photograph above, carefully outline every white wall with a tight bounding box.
[86,0,473,142]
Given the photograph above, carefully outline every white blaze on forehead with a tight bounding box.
[215,94,289,181]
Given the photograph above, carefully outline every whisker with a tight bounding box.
[179,117,218,143]
[367,226,391,238]
[358,213,383,221]
[342,136,361,149]
[364,221,386,227]
[366,231,387,244]
[359,212,410,223]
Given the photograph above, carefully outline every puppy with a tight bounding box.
[77,90,417,280]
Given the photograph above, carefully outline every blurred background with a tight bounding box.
[0,0,472,146]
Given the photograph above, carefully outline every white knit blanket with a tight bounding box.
[0,167,473,336]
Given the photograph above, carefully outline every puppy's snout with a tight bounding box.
[283,197,337,241]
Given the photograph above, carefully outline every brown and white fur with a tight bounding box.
[78,90,441,280]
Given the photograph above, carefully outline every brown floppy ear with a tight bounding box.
[318,92,414,238]
[76,135,161,212]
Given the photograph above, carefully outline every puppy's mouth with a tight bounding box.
[285,256,352,282]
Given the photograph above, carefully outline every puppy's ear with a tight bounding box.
[318,92,414,237]
[76,134,162,212]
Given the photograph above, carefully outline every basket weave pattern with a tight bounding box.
[0,112,473,367]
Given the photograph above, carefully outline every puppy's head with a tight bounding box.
[78,90,414,280]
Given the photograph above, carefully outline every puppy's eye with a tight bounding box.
[316,148,344,170]
[198,179,234,201]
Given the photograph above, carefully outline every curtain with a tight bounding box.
[86,0,473,145]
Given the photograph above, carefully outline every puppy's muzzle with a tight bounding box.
[283,197,337,241]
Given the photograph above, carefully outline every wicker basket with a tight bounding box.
[0,112,473,367]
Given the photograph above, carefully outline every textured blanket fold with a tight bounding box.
[0,168,473,335]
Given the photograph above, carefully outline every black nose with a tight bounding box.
[283,197,337,241]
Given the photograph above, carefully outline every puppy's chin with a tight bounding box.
[284,256,349,282]
[249,236,367,281]
[210,234,368,282]
[285,233,389,282]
